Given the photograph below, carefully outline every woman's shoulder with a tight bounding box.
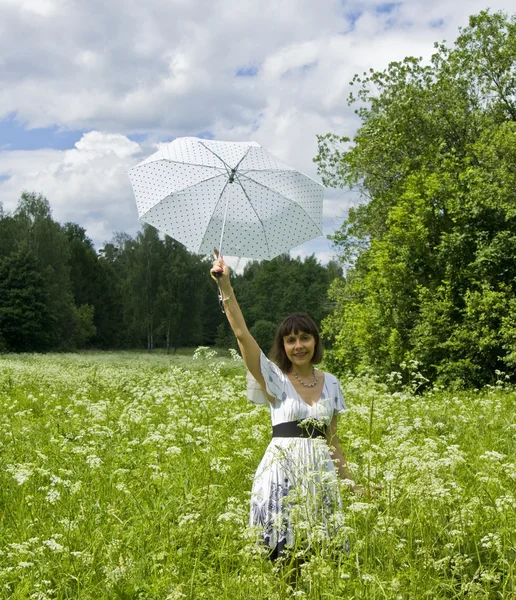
[260,351,287,371]
[319,369,338,382]
[321,371,344,394]
[259,351,288,390]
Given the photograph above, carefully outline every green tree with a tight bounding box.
[315,9,516,387]
[123,226,163,351]
[13,192,83,349]
[250,320,277,354]
[0,249,58,351]
[214,322,238,350]
[63,223,99,347]
[236,254,338,330]
[97,233,137,348]
[157,237,207,352]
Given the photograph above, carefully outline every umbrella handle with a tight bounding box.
[213,249,223,278]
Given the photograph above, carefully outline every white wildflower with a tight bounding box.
[480,450,506,462]
[6,463,33,485]
[178,513,200,527]
[42,538,64,553]
[70,551,93,565]
[86,455,102,469]
[347,502,372,514]
[45,488,61,504]
[228,349,242,361]
[495,494,516,512]
[70,481,82,494]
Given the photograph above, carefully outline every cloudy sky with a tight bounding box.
[0,0,513,264]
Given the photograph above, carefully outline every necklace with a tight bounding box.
[292,366,318,388]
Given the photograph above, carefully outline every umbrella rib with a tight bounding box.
[241,168,323,187]
[237,172,323,235]
[199,143,253,177]
[240,168,292,173]
[199,141,232,176]
[233,147,252,171]
[197,178,233,254]
[173,173,226,194]
[135,159,226,172]
[234,173,272,259]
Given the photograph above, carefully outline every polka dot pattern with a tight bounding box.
[240,146,295,172]
[201,138,260,169]
[129,160,221,218]
[128,136,324,259]
[240,170,323,226]
[139,175,227,249]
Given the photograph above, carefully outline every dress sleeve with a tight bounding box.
[246,370,269,405]
[330,376,346,416]
[259,351,287,400]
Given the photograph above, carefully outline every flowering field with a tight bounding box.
[1,351,515,600]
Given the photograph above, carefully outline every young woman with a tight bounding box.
[211,251,359,560]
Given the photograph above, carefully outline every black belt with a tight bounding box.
[272,420,327,439]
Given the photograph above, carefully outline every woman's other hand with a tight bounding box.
[351,482,382,498]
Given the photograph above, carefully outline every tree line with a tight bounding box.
[316,9,516,388]
[0,192,342,353]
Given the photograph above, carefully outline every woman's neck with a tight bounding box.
[290,364,314,378]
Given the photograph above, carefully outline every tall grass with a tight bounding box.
[0,352,515,599]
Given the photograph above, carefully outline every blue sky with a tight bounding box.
[0,117,85,151]
[1,0,514,261]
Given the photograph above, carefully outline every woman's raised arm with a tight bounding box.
[210,251,270,398]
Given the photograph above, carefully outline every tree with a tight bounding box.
[63,223,98,307]
[250,320,277,354]
[13,192,83,349]
[157,237,206,352]
[122,226,162,351]
[0,249,58,351]
[315,10,516,387]
[235,254,338,331]
[96,233,137,348]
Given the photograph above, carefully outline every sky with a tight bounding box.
[0,0,514,266]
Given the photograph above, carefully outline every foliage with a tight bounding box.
[249,319,277,354]
[235,254,342,330]
[214,322,238,350]
[0,248,58,351]
[0,194,341,353]
[72,304,97,347]
[63,222,118,347]
[315,10,516,387]
[0,353,515,598]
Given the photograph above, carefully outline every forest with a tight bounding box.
[0,192,341,354]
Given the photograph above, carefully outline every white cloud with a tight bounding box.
[0,132,145,245]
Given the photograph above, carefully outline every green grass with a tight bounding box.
[0,352,515,599]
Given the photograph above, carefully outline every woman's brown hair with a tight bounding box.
[270,313,323,373]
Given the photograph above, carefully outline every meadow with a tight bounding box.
[0,351,515,599]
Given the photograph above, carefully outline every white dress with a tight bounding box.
[247,352,347,557]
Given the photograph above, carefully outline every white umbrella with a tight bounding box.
[128,136,324,260]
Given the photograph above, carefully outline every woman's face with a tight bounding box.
[283,330,315,369]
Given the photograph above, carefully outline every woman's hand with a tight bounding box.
[351,484,366,497]
[350,482,382,498]
[210,248,231,282]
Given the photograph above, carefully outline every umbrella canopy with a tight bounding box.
[128,137,324,260]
